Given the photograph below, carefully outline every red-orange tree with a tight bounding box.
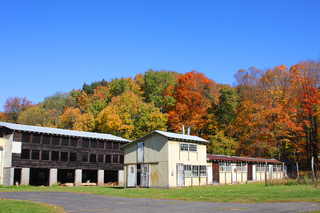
[290,60,320,173]
[167,71,215,135]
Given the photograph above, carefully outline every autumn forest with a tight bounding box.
[1,59,320,171]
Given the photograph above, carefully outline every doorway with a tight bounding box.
[247,164,253,181]
[30,168,49,186]
[232,165,237,183]
[177,164,184,187]
[212,163,219,183]
[140,164,149,187]
[127,165,136,187]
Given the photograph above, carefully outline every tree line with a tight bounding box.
[1,59,319,172]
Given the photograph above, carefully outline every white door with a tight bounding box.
[177,164,184,187]
[269,165,273,179]
[252,165,257,181]
[140,164,149,187]
[232,165,237,183]
[207,166,212,185]
[127,165,136,187]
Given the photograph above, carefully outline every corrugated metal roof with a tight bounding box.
[207,154,238,161]
[207,154,282,164]
[154,130,210,143]
[0,122,130,142]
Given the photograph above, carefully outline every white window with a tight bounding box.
[236,163,242,172]
[219,162,231,172]
[200,165,206,177]
[180,143,197,152]
[257,164,265,172]
[256,164,261,172]
[242,163,247,172]
[180,143,188,151]
[219,162,226,172]
[184,165,192,177]
[273,165,277,172]
[189,144,197,152]
[192,165,199,177]
[226,162,232,172]
[237,163,247,172]
[273,164,282,172]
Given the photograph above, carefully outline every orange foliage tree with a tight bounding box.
[290,60,320,173]
[167,71,215,135]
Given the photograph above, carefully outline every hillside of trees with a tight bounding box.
[1,59,320,172]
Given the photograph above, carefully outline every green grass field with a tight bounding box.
[1,182,320,203]
[0,199,64,213]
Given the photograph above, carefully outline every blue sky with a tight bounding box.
[1,0,319,111]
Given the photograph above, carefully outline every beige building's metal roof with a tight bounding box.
[122,130,209,148]
[154,130,209,143]
[0,122,130,142]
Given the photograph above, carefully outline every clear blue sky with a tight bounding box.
[1,0,319,111]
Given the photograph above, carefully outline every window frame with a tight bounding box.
[180,143,189,151]
[189,144,197,152]
[192,165,199,177]
[200,165,206,177]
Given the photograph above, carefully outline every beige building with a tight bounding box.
[123,130,209,188]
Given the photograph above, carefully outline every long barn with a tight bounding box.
[0,122,130,186]
[207,154,286,185]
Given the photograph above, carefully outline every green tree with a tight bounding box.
[108,78,130,97]
[17,105,48,126]
[144,69,177,112]
[82,79,108,95]
[216,86,238,128]
[43,92,76,126]
[207,131,238,155]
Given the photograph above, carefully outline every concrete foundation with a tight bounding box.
[9,167,14,186]
[21,168,30,185]
[2,167,13,186]
[49,168,58,186]
[118,170,124,186]
[75,169,82,186]
[97,170,104,186]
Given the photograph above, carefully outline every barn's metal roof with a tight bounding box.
[154,130,210,143]
[207,154,283,164]
[0,122,130,142]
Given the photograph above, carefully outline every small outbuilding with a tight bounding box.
[123,130,209,188]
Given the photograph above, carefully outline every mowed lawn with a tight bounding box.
[0,199,64,213]
[1,182,320,203]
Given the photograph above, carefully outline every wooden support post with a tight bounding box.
[265,162,268,186]
[312,157,315,183]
